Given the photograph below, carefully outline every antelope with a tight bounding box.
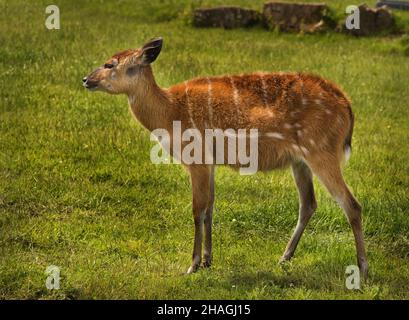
[83,37,368,277]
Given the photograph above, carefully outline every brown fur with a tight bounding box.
[84,38,368,277]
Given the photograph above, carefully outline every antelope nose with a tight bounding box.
[82,77,88,83]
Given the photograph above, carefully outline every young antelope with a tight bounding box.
[83,38,368,277]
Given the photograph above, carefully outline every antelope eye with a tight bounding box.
[104,63,114,69]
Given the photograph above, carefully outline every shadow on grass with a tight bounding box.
[225,270,320,291]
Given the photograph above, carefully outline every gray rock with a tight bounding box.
[263,2,329,32]
[377,0,409,11]
[193,6,260,29]
[343,4,395,36]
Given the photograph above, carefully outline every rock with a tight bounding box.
[343,4,394,36]
[193,6,260,29]
[376,6,394,28]
[263,2,329,32]
[376,0,409,11]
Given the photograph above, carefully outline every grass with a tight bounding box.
[1,0,409,299]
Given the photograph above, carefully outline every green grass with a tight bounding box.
[1,0,409,299]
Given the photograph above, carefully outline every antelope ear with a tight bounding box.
[141,37,163,64]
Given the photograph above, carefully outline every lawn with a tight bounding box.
[0,0,409,299]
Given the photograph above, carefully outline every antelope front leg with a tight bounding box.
[203,166,215,268]
[186,165,212,274]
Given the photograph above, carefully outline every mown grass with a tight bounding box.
[1,0,409,299]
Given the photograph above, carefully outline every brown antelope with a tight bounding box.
[83,37,368,277]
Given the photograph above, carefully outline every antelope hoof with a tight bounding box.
[202,254,212,268]
[186,264,200,274]
[202,260,212,268]
[279,254,292,264]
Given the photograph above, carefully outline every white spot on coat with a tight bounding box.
[266,132,285,140]
[292,143,309,155]
[345,145,351,162]
[259,73,269,107]
[300,145,309,155]
[230,77,240,108]
[207,77,213,126]
[185,81,197,129]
